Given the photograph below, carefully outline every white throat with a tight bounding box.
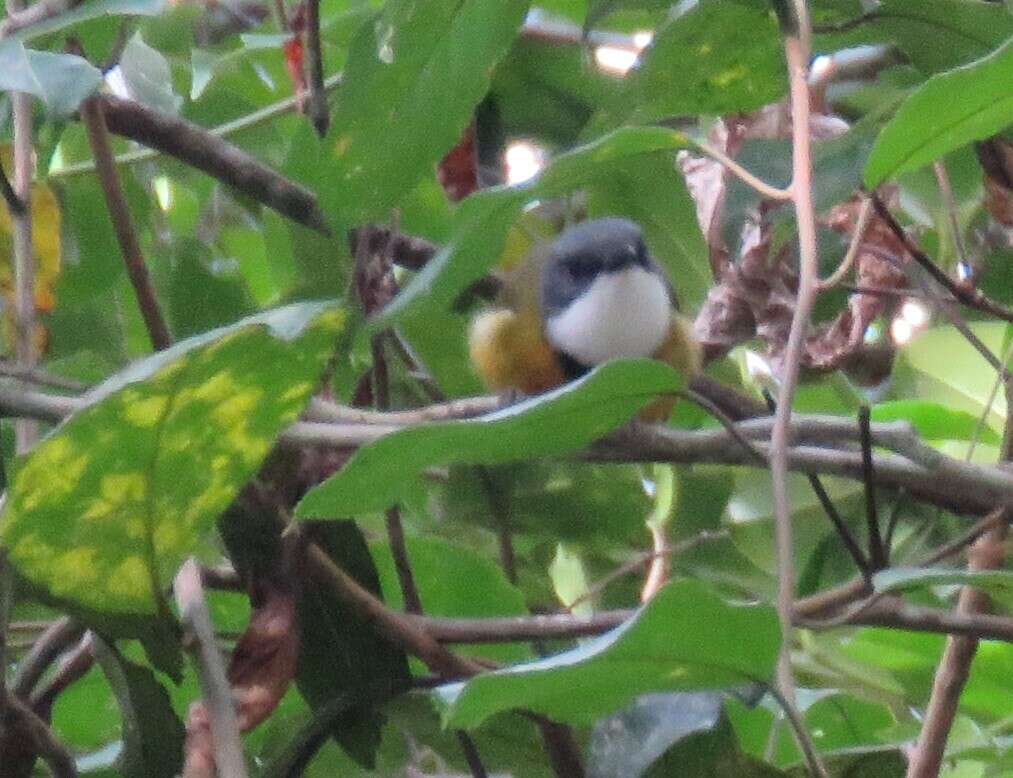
[545,266,671,366]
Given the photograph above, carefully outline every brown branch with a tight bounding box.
[7,385,1013,517]
[304,541,482,678]
[0,360,87,392]
[905,523,1009,777]
[411,594,1013,645]
[11,617,84,698]
[31,632,94,713]
[869,192,1013,323]
[303,0,328,136]
[769,13,819,728]
[174,558,249,778]
[80,96,173,351]
[97,95,330,234]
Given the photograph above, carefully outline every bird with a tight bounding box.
[468,217,700,419]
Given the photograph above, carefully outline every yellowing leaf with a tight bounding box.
[1,302,347,615]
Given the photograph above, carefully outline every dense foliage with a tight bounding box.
[1,0,1013,776]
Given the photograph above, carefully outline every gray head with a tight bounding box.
[539,218,675,375]
[541,217,664,319]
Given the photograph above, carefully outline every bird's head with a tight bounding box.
[540,218,674,374]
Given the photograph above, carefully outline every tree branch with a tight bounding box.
[770,7,818,715]
[303,0,328,136]
[80,95,173,351]
[97,95,330,233]
[869,192,1013,323]
[174,558,249,778]
[905,523,1009,777]
[6,385,1013,517]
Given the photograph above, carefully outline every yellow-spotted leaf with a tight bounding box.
[0,301,347,615]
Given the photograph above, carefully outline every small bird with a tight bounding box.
[468,217,700,418]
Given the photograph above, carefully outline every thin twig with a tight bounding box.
[9,10,36,452]
[818,194,872,290]
[691,138,792,201]
[80,95,173,351]
[933,160,969,265]
[770,5,829,775]
[11,617,84,698]
[303,0,328,136]
[771,0,817,719]
[97,95,330,233]
[807,473,872,578]
[682,388,766,463]
[967,337,1013,462]
[304,540,482,678]
[174,558,249,778]
[0,361,87,391]
[858,406,887,570]
[567,530,729,612]
[869,192,1013,323]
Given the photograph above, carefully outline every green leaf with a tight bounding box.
[296,359,687,517]
[93,640,185,778]
[372,535,532,664]
[594,0,785,130]
[1,302,347,615]
[586,152,711,309]
[0,41,101,115]
[326,0,530,222]
[118,32,182,114]
[549,543,593,615]
[898,323,1009,435]
[817,0,1013,75]
[437,579,780,729]
[584,0,671,33]
[296,521,411,767]
[12,0,166,42]
[870,400,1001,445]
[379,126,689,325]
[865,37,1013,187]
[873,566,1013,596]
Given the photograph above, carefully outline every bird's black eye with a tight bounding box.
[564,257,597,281]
